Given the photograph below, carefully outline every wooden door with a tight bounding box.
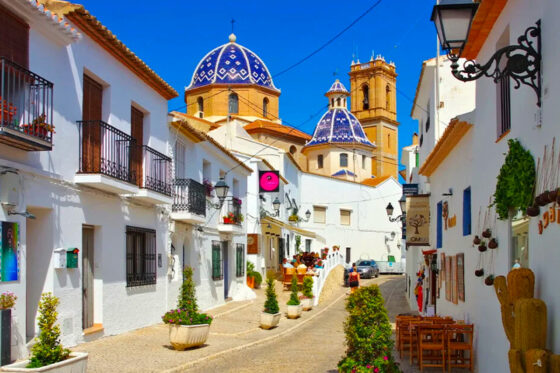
[131,107,144,186]
[82,75,102,173]
[82,226,94,329]
[0,5,29,68]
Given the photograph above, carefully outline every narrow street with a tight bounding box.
[186,276,406,373]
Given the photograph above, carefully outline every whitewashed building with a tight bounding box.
[0,0,180,358]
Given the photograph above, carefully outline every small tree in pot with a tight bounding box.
[260,276,281,329]
[286,275,302,319]
[163,267,213,351]
[301,276,314,311]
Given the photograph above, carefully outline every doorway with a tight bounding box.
[278,238,285,268]
[222,241,229,299]
[346,247,351,264]
[82,225,94,330]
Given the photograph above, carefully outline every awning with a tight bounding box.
[261,216,325,243]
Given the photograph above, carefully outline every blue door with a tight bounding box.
[437,201,442,248]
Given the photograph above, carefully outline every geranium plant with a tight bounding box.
[0,291,17,309]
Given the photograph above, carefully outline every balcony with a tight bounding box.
[74,120,139,194]
[170,178,206,224]
[0,57,53,151]
[133,145,173,205]
[218,197,244,234]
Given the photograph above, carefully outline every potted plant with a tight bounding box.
[235,213,244,224]
[203,179,214,197]
[473,235,481,245]
[474,269,484,277]
[301,276,314,311]
[484,275,495,286]
[478,240,487,252]
[2,293,88,372]
[482,228,492,238]
[0,292,16,366]
[286,275,302,319]
[223,212,235,224]
[163,267,212,351]
[488,238,499,249]
[252,271,262,289]
[260,276,281,329]
[288,214,299,222]
[247,273,255,288]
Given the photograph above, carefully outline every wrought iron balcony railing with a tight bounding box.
[140,145,172,196]
[173,178,206,216]
[222,197,243,225]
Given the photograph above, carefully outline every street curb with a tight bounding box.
[161,290,348,373]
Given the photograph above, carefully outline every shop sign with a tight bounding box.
[247,234,259,254]
[406,195,430,246]
[403,183,419,196]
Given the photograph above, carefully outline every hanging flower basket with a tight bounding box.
[474,269,484,277]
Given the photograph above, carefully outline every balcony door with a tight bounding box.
[0,5,29,68]
[82,75,102,173]
[131,107,144,187]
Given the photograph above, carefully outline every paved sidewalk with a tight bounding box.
[73,266,345,373]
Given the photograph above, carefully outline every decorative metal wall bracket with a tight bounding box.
[449,20,542,106]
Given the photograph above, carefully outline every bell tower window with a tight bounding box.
[228,93,238,114]
[197,97,204,118]
[263,97,269,117]
[362,85,369,110]
[386,85,391,111]
[340,153,348,167]
[317,154,324,169]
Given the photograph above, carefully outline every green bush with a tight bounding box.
[338,285,399,373]
[263,277,279,314]
[253,271,263,288]
[302,276,313,299]
[27,293,70,368]
[247,261,255,274]
[287,275,300,306]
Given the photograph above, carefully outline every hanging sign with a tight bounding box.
[259,171,280,193]
[406,195,430,246]
[403,183,419,196]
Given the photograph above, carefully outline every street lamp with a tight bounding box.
[386,195,406,223]
[305,209,311,221]
[213,177,229,208]
[431,0,542,106]
[272,197,281,215]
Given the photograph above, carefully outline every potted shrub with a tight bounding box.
[252,271,263,289]
[2,293,88,372]
[260,276,281,329]
[0,292,16,366]
[163,267,212,351]
[301,276,314,311]
[286,275,302,319]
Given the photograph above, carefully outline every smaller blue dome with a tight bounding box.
[305,108,375,148]
[326,79,349,96]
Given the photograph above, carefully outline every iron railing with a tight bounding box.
[223,197,242,225]
[77,120,136,184]
[0,57,54,144]
[141,145,172,196]
[172,178,206,216]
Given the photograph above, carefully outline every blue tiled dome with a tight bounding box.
[306,108,375,147]
[187,34,278,91]
[326,80,349,96]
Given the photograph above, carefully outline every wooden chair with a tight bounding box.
[396,316,421,350]
[447,324,474,372]
[296,267,307,285]
[283,267,295,289]
[418,325,446,372]
[408,320,433,364]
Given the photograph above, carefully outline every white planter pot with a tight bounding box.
[260,312,281,329]
[1,352,88,373]
[286,304,303,319]
[302,297,314,311]
[168,324,210,351]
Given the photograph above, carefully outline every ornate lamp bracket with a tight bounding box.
[448,20,542,107]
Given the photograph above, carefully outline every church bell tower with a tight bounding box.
[349,55,398,179]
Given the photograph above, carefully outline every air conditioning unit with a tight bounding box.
[0,172,19,207]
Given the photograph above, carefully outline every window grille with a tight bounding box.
[126,226,156,287]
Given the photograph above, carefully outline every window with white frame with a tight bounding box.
[340,209,351,226]
[313,206,326,224]
[174,140,186,179]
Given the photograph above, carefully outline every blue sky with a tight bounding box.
[78,0,437,172]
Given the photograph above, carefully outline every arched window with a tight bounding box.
[336,97,341,107]
[228,93,238,114]
[386,85,391,111]
[340,153,348,167]
[317,154,324,169]
[197,97,204,118]
[289,145,297,155]
[362,85,369,110]
[263,98,269,117]
[331,98,334,108]
[388,133,391,148]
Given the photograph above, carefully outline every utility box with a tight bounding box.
[54,248,67,269]
[66,248,79,269]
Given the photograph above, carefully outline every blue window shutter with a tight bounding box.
[463,187,472,236]
[437,201,443,248]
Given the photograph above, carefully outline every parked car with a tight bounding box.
[355,260,379,279]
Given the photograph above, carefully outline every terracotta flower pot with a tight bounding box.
[548,189,558,202]
[478,244,487,252]
[474,269,484,277]
[247,276,255,288]
[526,205,540,217]
[482,229,492,238]
[484,275,495,286]
[473,235,481,245]
[537,192,549,206]
[488,238,498,249]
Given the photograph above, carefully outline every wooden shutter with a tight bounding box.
[82,75,103,173]
[131,107,144,187]
[340,210,351,226]
[0,5,29,68]
[463,187,471,236]
[313,206,326,224]
[212,241,222,280]
[236,244,244,277]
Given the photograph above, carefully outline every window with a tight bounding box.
[388,134,391,149]
[305,239,311,253]
[174,141,185,179]
[313,206,326,224]
[362,85,369,110]
[331,98,334,108]
[289,145,297,155]
[126,226,156,287]
[340,153,348,167]
[212,241,223,280]
[386,85,391,110]
[228,93,238,114]
[0,7,29,68]
[263,98,269,117]
[362,155,366,169]
[197,96,204,118]
[317,154,324,169]
[463,187,472,236]
[340,209,351,226]
[336,97,341,107]
[236,244,245,277]
[436,201,443,248]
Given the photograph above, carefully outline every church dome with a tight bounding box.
[305,80,375,148]
[187,34,278,91]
